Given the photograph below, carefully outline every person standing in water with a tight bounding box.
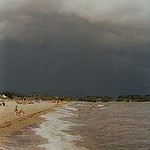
[89,104,92,110]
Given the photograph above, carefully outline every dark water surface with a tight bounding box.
[65,102,150,150]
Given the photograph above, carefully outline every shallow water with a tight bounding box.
[67,102,150,150]
[34,104,85,150]
[36,102,150,150]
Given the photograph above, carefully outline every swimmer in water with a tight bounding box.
[89,104,92,110]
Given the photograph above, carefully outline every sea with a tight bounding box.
[1,102,150,150]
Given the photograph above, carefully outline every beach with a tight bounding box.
[0,99,58,145]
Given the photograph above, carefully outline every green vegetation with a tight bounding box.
[0,91,150,102]
[0,91,29,99]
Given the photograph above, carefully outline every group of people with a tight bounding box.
[16,97,35,105]
[13,105,24,115]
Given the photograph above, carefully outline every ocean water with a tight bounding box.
[35,102,150,150]
[1,102,150,150]
[34,104,84,150]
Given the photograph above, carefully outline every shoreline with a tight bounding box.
[0,99,58,145]
[1,120,48,150]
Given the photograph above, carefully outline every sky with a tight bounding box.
[0,0,150,97]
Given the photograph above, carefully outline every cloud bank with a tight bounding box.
[0,0,149,47]
[0,0,150,96]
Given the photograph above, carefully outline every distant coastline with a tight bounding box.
[1,91,150,103]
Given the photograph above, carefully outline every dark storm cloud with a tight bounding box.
[0,0,149,47]
[0,0,150,96]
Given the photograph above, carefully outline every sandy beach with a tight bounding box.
[0,99,58,144]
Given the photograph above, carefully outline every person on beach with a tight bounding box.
[23,97,27,104]
[89,104,92,110]
[23,97,27,101]
[18,109,24,115]
[13,105,24,115]
[14,105,18,113]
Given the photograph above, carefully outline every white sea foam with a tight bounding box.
[0,145,25,150]
[97,104,104,107]
[75,104,84,107]
[65,106,78,111]
[0,146,7,150]
[34,104,84,150]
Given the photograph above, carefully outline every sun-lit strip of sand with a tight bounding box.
[0,99,58,143]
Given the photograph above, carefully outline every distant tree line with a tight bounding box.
[0,91,29,99]
[1,91,150,102]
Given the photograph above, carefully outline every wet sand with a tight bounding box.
[0,99,58,145]
[1,122,47,150]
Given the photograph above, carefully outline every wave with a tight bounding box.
[34,104,85,150]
